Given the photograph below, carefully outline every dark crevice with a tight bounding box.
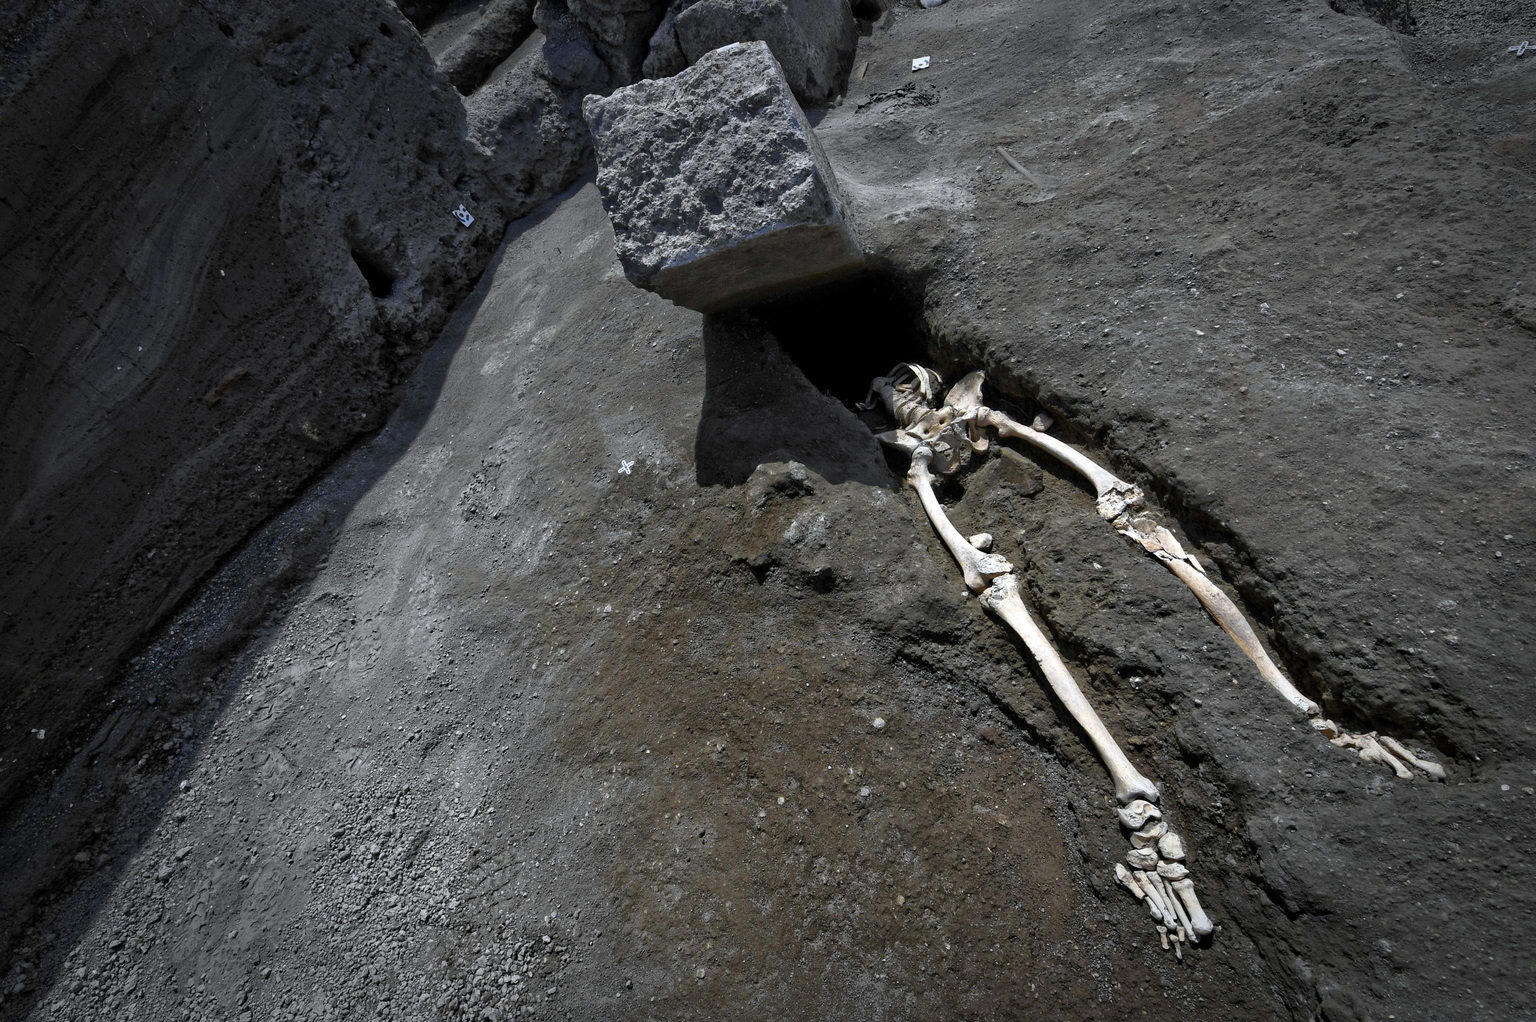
[749,266,931,409]
[350,247,397,299]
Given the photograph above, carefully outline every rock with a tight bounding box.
[641,1,696,78]
[583,41,863,312]
[533,0,619,93]
[466,50,597,214]
[0,0,507,816]
[674,0,856,105]
[435,0,538,95]
[563,0,670,82]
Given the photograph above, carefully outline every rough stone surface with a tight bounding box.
[0,0,630,823]
[640,0,697,78]
[675,0,856,104]
[425,0,538,94]
[0,0,504,816]
[565,0,670,81]
[583,40,862,312]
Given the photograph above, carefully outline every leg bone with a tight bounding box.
[981,574,1160,804]
[981,407,1322,717]
[907,446,1013,593]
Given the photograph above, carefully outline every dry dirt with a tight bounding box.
[2,0,1534,1020]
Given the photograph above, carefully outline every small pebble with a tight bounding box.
[872,717,885,729]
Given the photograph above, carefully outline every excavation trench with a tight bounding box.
[747,268,1463,786]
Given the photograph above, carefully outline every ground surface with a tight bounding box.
[2,0,1534,1020]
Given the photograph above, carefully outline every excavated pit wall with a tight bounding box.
[0,0,666,817]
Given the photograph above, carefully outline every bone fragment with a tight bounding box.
[1353,733,1413,779]
[1164,876,1197,938]
[981,574,1160,803]
[1158,925,1169,950]
[1114,863,1145,900]
[1127,847,1160,871]
[907,446,1014,592]
[1174,935,1184,960]
[1157,831,1186,862]
[1170,878,1214,937]
[1117,799,1161,830]
[1138,872,1174,926]
[1379,734,1447,780]
[1157,861,1189,881]
[1130,820,1168,848]
[968,532,994,551]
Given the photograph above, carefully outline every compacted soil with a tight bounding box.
[1,0,1533,1020]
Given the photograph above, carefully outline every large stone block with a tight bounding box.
[582,40,862,313]
[675,0,854,105]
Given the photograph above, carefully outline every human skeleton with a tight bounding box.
[864,364,1445,955]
